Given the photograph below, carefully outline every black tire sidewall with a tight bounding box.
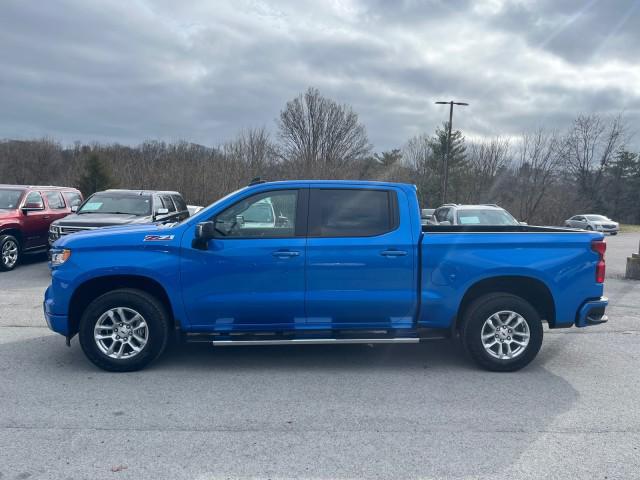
[78,289,169,372]
[0,235,20,271]
[462,293,543,372]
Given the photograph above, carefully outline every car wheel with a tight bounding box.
[610,232,618,236]
[461,293,543,372]
[586,225,593,231]
[0,235,20,271]
[78,289,170,372]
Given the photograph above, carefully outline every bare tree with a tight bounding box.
[466,136,511,203]
[277,88,371,176]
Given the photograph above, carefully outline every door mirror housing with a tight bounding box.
[193,221,216,249]
[438,220,451,226]
[22,202,44,213]
[156,207,169,216]
[235,215,245,227]
[519,221,528,226]
[71,205,79,212]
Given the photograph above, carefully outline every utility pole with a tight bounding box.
[435,101,468,204]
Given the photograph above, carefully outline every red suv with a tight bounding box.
[0,185,83,271]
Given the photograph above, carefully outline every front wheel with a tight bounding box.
[78,289,170,372]
[461,293,543,372]
[0,235,20,271]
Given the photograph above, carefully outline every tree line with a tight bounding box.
[1,87,638,225]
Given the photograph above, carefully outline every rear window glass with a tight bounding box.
[308,189,397,237]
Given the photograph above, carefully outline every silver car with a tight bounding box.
[564,214,619,235]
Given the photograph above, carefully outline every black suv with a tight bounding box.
[49,189,189,245]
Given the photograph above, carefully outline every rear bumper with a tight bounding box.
[576,297,608,328]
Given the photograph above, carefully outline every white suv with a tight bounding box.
[433,204,521,226]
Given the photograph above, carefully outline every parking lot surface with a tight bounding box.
[1,233,639,479]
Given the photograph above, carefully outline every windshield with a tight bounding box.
[0,189,23,209]
[78,193,152,216]
[457,209,519,225]
[585,215,609,222]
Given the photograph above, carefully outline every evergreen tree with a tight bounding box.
[77,153,113,196]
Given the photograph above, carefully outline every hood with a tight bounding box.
[53,213,152,228]
[0,208,18,219]
[53,222,179,249]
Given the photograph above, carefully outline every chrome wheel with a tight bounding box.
[2,239,18,269]
[481,310,530,360]
[94,307,149,359]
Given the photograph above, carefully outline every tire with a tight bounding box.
[610,232,618,236]
[461,293,543,372]
[0,235,20,271]
[78,289,170,372]
[586,226,593,231]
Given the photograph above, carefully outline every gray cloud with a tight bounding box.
[0,0,639,150]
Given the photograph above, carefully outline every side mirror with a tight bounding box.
[193,221,215,250]
[156,207,169,216]
[235,215,245,227]
[519,221,528,226]
[71,205,79,212]
[22,202,44,213]
[438,220,451,226]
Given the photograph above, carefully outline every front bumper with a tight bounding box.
[576,297,609,328]
[43,285,70,336]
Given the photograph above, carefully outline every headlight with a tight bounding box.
[51,249,71,266]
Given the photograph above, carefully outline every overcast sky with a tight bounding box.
[1,0,639,150]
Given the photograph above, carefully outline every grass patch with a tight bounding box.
[620,224,640,233]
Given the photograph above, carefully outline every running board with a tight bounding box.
[212,337,420,346]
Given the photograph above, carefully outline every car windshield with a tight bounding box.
[585,215,609,221]
[78,194,152,216]
[0,189,23,209]
[457,209,519,225]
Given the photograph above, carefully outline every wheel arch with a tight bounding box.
[0,228,23,245]
[455,275,556,332]
[68,274,176,337]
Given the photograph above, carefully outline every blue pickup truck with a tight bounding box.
[44,180,608,372]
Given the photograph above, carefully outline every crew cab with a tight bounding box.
[0,184,82,271]
[44,181,609,372]
[48,189,189,245]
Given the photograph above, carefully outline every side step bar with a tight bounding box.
[212,337,420,346]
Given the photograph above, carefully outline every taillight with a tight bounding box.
[592,239,606,283]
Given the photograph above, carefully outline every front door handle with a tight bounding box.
[272,250,300,258]
[380,249,408,257]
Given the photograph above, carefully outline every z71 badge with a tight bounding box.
[144,235,175,242]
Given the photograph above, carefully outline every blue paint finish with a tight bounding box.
[44,180,608,342]
[576,297,609,327]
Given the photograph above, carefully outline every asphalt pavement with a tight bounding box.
[1,233,639,479]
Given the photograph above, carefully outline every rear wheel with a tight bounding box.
[0,235,20,271]
[461,293,543,372]
[79,289,170,372]
[586,225,593,231]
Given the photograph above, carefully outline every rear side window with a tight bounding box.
[63,192,82,207]
[45,191,65,209]
[308,189,397,237]
[171,194,187,212]
[160,195,176,212]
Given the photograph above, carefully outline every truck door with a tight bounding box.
[180,188,307,331]
[305,187,417,329]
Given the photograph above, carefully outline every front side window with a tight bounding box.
[214,190,298,238]
[45,191,65,209]
[78,193,152,216]
[0,189,23,209]
[159,195,176,213]
[24,191,44,208]
[308,189,396,237]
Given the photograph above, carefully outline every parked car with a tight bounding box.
[421,208,436,226]
[433,204,521,226]
[45,180,608,372]
[49,189,189,245]
[564,215,619,235]
[0,184,82,271]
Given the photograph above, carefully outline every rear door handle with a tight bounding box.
[380,249,408,257]
[272,250,300,258]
